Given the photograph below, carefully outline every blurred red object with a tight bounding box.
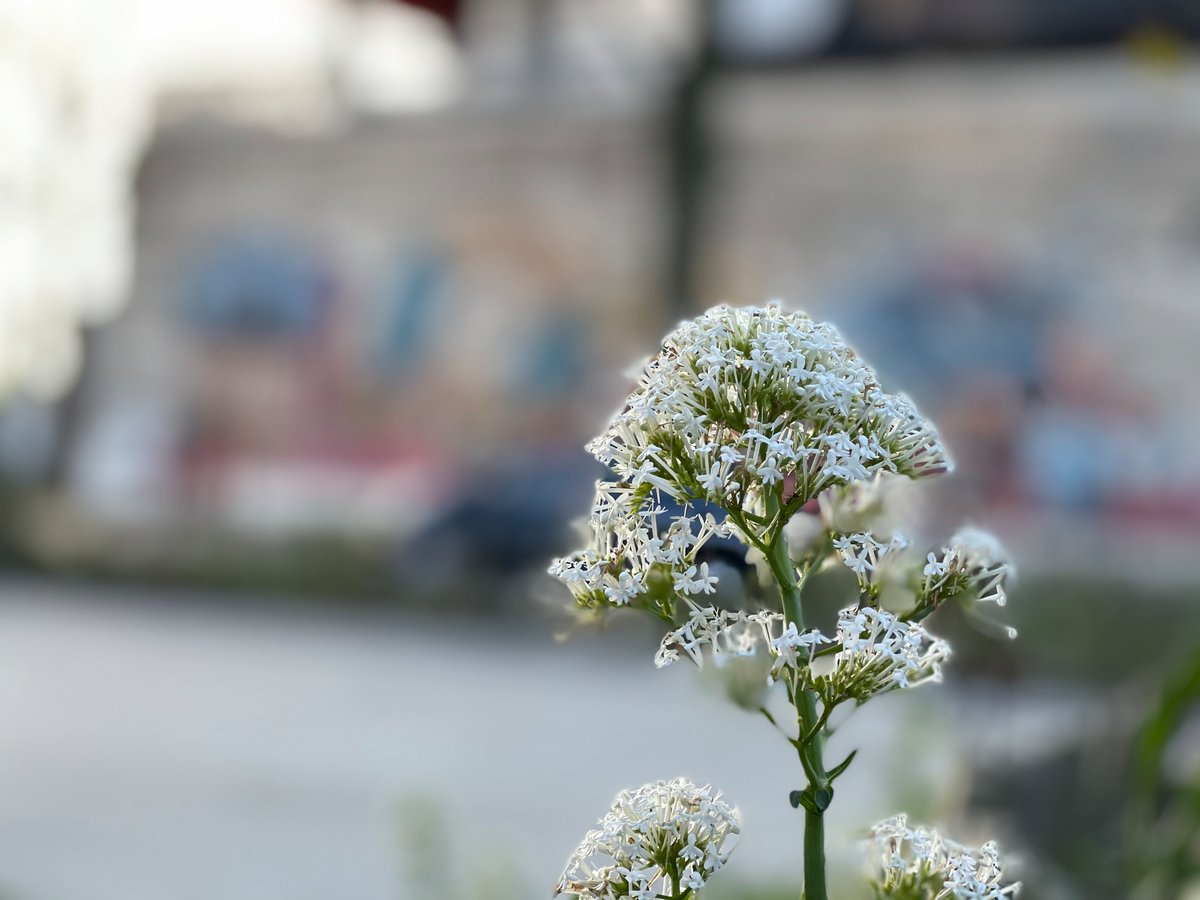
[395,0,462,32]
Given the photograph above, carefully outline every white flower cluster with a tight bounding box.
[923,528,1014,608]
[551,304,949,616]
[654,605,825,680]
[805,607,950,704]
[556,779,740,900]
[657,603,949,706]
[869,814,1021,899]
[833,531,910,596]
[548,485,725,611]
[587,304,949,520]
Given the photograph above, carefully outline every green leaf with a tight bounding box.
[811,786,833,812]
[827,748,858,782]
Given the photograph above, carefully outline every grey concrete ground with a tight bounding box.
[0,580,1093,900]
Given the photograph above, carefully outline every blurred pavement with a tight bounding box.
[0,580,1099,900]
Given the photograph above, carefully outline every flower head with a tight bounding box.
[805,606,950,704]
[922,528,1015,609]
[654,605,827,680]
[832,530,910,597]
[548,483,725,617]
[556,779,740,899]
[552,304,949,617]
[868,814,1021,899]
[588,304,949,523]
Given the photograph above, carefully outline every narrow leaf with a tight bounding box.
[827,748,858,781]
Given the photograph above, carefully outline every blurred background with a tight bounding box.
[3,1,1200,898]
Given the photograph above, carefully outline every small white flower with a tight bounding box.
[756,454,784,485]
[718,444,744,465]
[603,571,645,606]
[683,869,706,891]
[924,552,949,579]
[698,461,728,495]
[674,562,718,596]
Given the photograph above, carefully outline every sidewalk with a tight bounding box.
[0,579,1092,900]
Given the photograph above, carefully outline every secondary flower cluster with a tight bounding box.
[833,530,911,598]
[653,605,825,681]
[922,528,1014,609]
[547,484,725,615]
[869,814,1021,900]
[655,603,948,706]
[556,779,741,900]
[805,606,950,704]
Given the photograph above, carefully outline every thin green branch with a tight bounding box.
[800,702,836,746]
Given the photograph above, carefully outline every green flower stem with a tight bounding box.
[764,517,830,900]
[803,798,827,900]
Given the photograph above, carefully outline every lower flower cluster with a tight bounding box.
[556,779,740,900]
[809,606,950,703]
[869,814,1021,900]
[652,605,822,675]
[654,603,949,706]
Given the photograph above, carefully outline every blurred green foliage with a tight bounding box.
[1129,647,1200,898]
[397,793,529,900]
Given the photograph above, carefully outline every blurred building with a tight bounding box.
[3,0,1200,595]
[3,6,1200,900]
